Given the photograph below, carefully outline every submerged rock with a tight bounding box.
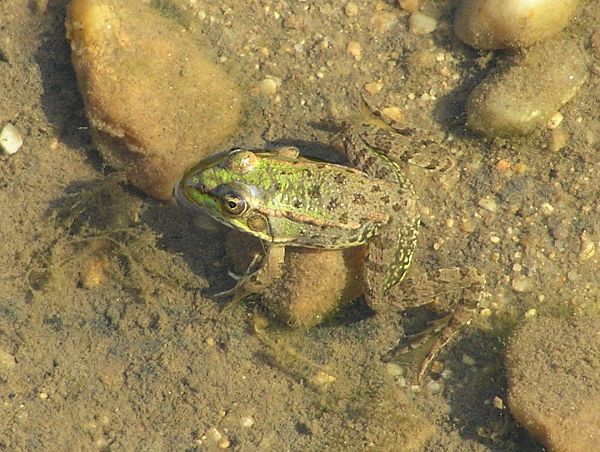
[507,314,600,452]
[454,0,579,50]
[466,39,588,137]
[66,0,242,200]
[226,230,363,329]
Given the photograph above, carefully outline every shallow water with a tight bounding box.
[1,0,599,450]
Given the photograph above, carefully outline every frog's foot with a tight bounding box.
[213,253,263,301]
[383,266,485,384]
[383,304,475,385]
[215,245,286,303]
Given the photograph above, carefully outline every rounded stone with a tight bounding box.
[454,0,579,50]
[466,39,588,137]
[66,0,242,200]
[507,314,600,451]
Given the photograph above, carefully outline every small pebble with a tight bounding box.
[344,2,358,17]
[493,396,504,410]
[462,354,476,366]
[489,235,501,244]
[525,308,537,318]
[385,362,404,377]
[547,112,563,129]
[579,232,596,261]
[218,436,230,449]
[540,202,555,216]
[548,127,568,152]
[460,217,476,233]
[241,416,254,428]
[478,197,497,212]
[426,380,442,394]
[398,0,420,13]
[495,159,511,172]
[511,275,535,293]
[0,349,17,369]
[0,123,23,155]
[408,11,437,35]
[381,106,403,124]
[364,81,384,94]
[257,78,277,96]
[346,41,362,60]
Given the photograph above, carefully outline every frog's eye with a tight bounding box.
[221,192,248,216]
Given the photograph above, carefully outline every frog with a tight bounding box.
[176,121,485,383]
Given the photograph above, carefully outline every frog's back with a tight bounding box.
[253,155,404,249]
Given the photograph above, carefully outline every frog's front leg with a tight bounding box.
[221,245,287,302]
[378,267,485,384]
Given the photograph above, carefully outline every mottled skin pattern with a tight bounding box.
[177,123,484,382]
[342,125,420,299]
[176,126,420,299]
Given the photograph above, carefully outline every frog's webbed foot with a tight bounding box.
[214,246,286,304]
[382,266,485,384]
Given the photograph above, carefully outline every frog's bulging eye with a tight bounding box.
[221,192,248,216]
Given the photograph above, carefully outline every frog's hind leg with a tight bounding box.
[364,215,420,298]
[383,266,485,384]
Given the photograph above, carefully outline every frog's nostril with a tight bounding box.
[194,182,208,193]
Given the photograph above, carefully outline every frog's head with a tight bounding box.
[176,149,276,241]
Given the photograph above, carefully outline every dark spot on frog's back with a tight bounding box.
[328,198,338,210]
[333,173,346,184]
[353,193,367,205]
[370,184,381,192]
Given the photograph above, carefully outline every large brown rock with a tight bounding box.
[507,314,600,452]
[66,0,242,200]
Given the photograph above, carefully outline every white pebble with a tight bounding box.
[257,78,277,96]
[385,362,404,377]
[0,348,17,369]
[344,2,358,17]
[547,112,563,129]
[241,416,254,428]
[462,354,476,366]
[426,380,442,393]
[408,11,437,35]
[540,202,555,215]
[511,275,535,292]
[0,123,23,155]
[346,41,362,60]
[478,196,497,212]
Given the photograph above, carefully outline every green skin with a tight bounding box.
[176,125,420,299]
[177,124,484,382]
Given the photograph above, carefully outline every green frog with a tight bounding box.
[176,122,484,382]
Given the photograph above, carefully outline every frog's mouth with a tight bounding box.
[174,178,208,209]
